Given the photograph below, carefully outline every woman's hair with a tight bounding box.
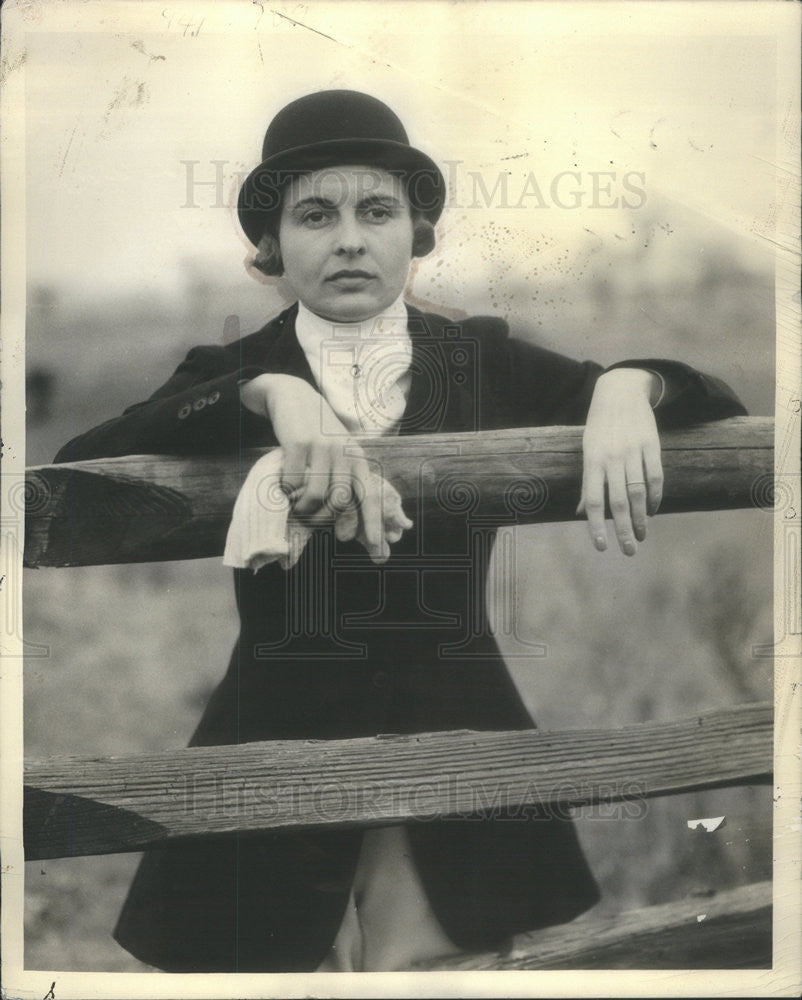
[250,213,436,277]
[251,230,284,277]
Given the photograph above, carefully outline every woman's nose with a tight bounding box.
[335,215,367,256]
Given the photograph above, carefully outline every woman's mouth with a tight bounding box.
[326,270,376,286]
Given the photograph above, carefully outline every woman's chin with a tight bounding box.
[309,292,401,324]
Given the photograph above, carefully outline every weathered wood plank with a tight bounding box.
[24,701,771,861]
[24,417,773,566]
[414,881,772,970]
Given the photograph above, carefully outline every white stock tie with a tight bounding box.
[295,297,413,436]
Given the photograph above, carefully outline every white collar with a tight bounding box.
[295,294,409,345]
[294,295,412,436]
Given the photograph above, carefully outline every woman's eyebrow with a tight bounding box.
[288,196,338,213]
[358,194,403,209]
[287,193,404,214]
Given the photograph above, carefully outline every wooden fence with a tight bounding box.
[22,417,775,970]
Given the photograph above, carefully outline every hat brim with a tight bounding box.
[237,138,445,246]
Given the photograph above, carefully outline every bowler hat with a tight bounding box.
[237,90,446,246]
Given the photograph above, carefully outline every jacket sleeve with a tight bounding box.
[53,345,277,463]
[477,320,747,430]
[603,358,748,428]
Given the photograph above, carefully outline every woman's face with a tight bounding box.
[278,165,415,322]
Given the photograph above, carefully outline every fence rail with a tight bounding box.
[24,701,772,861]
[417,880,772,970]
[24,417,772,566]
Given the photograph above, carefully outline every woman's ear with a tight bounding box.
[251,231,284,276]
[411,218,436,258]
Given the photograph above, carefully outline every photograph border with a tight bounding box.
[1,1,800,997]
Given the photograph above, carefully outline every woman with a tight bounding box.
[55,90,746,972]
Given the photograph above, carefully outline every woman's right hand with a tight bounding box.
[240,373,391,561]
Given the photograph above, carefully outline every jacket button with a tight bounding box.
[208,390,221,405]
[178,403,192,419]
[372,670,390,689]
[192,397,207,411]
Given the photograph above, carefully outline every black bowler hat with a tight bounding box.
[237,90,446,247]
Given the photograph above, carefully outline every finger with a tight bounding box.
[324,454,359,535]
[643,438,664,516]
[356,459,387,561]
[280,442,309,497]
[384,520,410,544]
[581,462,607,551]
[294,442,331,514]
[624,453,649,543]
[607,462,637,556]
[576,449,590,517]
[395,504,414,531]
[575,477,586,517]
[384,501,413,544]
[334,504,359,542]
[326,453,356,516]
[361,490,387,561]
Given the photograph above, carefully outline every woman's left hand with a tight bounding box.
[577,369,663,556]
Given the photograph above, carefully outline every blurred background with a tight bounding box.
[19,1,778,970]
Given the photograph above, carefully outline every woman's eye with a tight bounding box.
[364,206,391,222]
[302,211,330,227]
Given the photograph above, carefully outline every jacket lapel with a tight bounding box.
[254,303,321,391]
[249,302,476,435]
